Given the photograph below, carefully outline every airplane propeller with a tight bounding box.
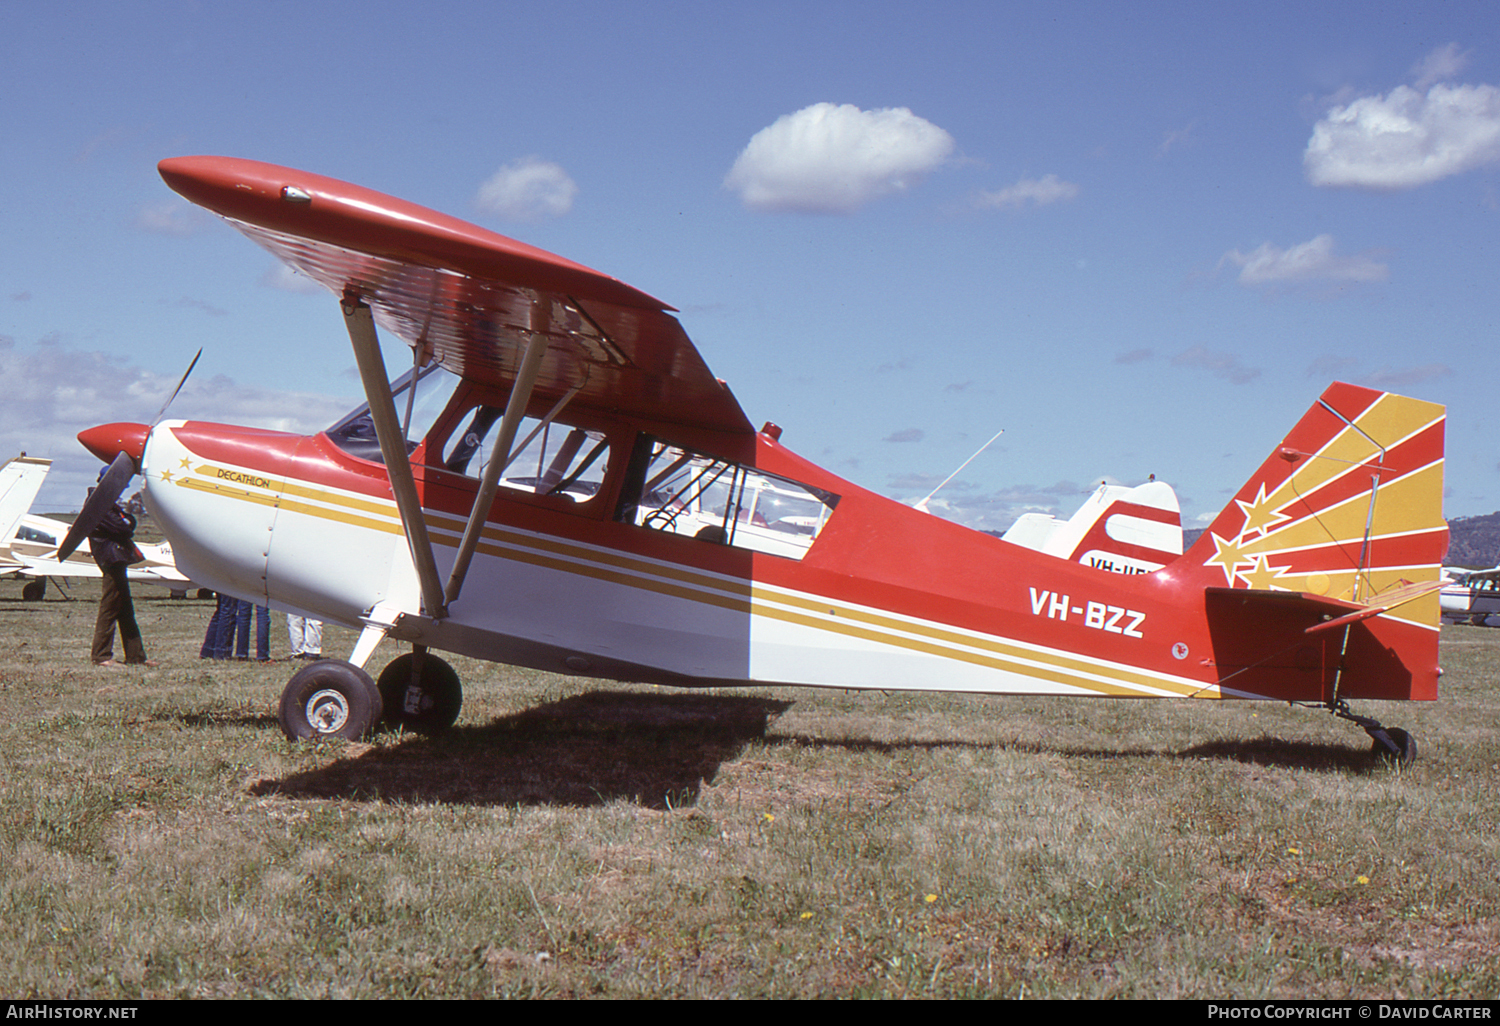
[152,348,201,426]
[56,450,136,562]
[61,348,203,562]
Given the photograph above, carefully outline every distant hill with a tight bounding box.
[1445,512,1500,568]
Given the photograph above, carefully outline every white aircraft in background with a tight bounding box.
[0,453,197,600]
[1001,479,1183,576]
[1439,566,1500,626]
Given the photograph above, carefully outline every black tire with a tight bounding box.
[278,660,383,741]
[1372,727,1417,767]
[21,579,45,601]
[196,588,215,600]
[377,652,462,733]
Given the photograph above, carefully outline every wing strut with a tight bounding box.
[342,297,448,620]
[443,304,550,606]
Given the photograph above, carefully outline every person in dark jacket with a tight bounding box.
[90,504,154,667]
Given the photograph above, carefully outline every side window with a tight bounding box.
[440,407,611,505]
[619,437,837,559]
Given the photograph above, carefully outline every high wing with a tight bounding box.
[157,157,751,437]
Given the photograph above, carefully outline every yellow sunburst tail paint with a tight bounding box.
[1176,383,1445,701]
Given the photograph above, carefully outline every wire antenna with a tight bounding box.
[915,429,1004,513]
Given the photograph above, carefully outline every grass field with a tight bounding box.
[1,576,1497,999]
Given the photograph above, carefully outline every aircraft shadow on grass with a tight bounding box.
[239,690,1387,808]
[249,690,794,809]
[771,733,1384,774]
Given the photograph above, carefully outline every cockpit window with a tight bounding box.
[440,406,611,505]
[326,363,462,462]
[620,437,838,559]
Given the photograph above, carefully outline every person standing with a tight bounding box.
[90,502,154,667]
[287,614,323,660]
[232,601,272,661]
[200,592,236,659]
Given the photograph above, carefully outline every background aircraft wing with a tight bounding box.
[159,157,752,436]
[19,555,191,585]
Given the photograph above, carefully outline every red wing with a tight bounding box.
[158,156,751,436]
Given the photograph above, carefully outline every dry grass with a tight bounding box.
[1,576,1497,998]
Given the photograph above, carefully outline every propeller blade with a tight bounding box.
[57,451,135,562]
[152,347,202,426]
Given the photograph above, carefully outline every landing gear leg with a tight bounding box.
[1329,698,1417,767]
[1322,624,1416,767]
[377,646,462,733]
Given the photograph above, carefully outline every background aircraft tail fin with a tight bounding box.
[1179,384,1446,700]
[0,456,52,544]
[1003,479,1182,574]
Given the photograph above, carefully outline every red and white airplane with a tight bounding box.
[78,157,1447,762]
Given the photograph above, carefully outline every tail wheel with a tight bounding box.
[377,652,462,733]
[1372,727,1417,767]
[278,660,382,741]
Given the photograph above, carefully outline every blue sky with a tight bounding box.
[4,1,1498,533]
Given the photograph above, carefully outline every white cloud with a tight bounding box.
[724,103,955,214]
[884,427,925,443]
[1221,235,1388,285]
[973,174,1079,211]
[260,264,324,295]
[1412,43,1470,91]
[0,338,357,511]
[475,157,578,221]
[900,480,1108,534]
[135,201,205,236]
[1170,346,1260,386]
[1304,82,1500,189]
[1356,363,1450,389]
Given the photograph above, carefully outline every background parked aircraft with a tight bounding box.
[1,453,198,600]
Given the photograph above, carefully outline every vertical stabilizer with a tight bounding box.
[0,456,51,547]
[1183,383,1447,630]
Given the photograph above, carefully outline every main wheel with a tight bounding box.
[21,579,45,601]
[278,660,383,741]
[377,652,462,733]
[1372,727,1417,767]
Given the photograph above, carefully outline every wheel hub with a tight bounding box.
[305,688,351,733]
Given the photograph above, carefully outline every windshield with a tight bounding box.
[326,363,462,462]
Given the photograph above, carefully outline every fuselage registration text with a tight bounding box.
[1029,587,1144,638]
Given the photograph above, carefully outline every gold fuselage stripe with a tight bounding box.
[179,462,1214,698]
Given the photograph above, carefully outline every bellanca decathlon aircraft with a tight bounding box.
[76,156,1447,763]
